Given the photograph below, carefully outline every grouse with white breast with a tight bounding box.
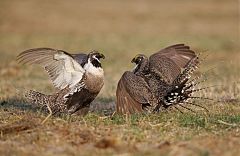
[17,48,105,118]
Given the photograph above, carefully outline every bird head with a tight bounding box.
[88,50,105,61]
[131,54,148,73]
[131,54,147,65]
[88,50,105,68]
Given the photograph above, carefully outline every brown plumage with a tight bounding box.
[116,44,203,115]
[17,48,105,118]
[116,71,158,114]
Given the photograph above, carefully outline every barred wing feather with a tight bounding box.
[17,48,85,90]
[149,44,198,84]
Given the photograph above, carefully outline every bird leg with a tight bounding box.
[111,111,116,118]
[41,103,52,124]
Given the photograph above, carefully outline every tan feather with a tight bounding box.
[17,48,85,90]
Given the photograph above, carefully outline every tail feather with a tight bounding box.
[173,106,184,113]
[184,102,209,112]
[24,90,51,106]
[178,103,197,113]
[173,56,200,85]
[159,57,214,113]
[154,51,218,113]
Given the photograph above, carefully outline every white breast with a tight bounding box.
[83,59,104,76]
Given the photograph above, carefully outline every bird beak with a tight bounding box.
[99,53,105,59]
[131,57,136,63]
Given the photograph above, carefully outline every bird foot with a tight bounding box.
[41,104,53,124]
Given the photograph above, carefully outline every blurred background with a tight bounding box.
[0,0,239,99]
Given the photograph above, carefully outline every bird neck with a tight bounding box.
[91,59,102,68]
[134,59,149,75]
[84,59,104,76]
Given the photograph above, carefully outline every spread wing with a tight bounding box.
[17,48,86,90]
[71,53,88,67]
[149,44,198,84]
[116,71,156,115]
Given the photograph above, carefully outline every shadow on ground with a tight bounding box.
[0,97,116,116]
[0,97,40,113]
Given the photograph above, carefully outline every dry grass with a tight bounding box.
[0,0,240,155]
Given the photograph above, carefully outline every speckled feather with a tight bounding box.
[116,71,157,114]
[116,44,201,114]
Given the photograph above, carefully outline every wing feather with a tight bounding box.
[149,44,198,84]
[17,48,85,90]
[116,71,156,115]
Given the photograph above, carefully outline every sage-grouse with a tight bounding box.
[116,44,205,115]
[17,48,105,117]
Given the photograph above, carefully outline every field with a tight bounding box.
[0,0,239,155]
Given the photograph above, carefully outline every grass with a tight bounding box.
[0,0,240,155]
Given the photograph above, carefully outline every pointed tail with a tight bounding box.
[23,90,51,106]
